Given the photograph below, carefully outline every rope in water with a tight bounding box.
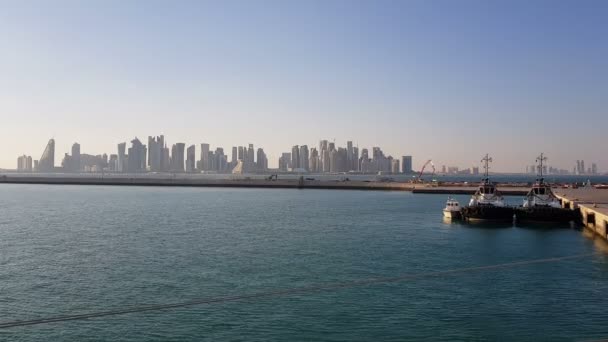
[0,253,593,329]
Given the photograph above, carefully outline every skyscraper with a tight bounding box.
[299,145,309,171]
[232,147,237,164]
[171,143,186,172]
[391,159,400,174]
[256,148,268,171]
[17,155,33,171]
[291,145,300,170]
[238,146,244,161]
[127,138,146,173]
[309,148,319,173]
[186,145,196,172]
[148,136,163,172]
[329,149,338,172]
[71,143,81,172]
[200,143,210,171]
[279,153,291,171]
[117,142,126,173]
[347,141,354,171]
[402,156,413,173]
[247,144,255,166]
[38,138,55,172]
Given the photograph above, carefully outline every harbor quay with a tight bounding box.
[1,173,533,194]
[555,188,608,240]
[0,174,415,191]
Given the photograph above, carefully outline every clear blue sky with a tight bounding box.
[1,0,606,171]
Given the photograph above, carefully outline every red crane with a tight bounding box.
[417,159,435,182]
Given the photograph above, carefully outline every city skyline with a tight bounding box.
[1,1,607,171]
[11,135,604,175]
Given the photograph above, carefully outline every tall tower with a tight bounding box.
[200,143,210,171]
[117,142,126,172]
[38,139,55,172]
[71,143,81,172]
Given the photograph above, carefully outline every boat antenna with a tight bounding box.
[481,154,492,179]
[536,153,547,179]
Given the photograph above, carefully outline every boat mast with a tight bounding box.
[536,153,547,178]
[481,154,492,179]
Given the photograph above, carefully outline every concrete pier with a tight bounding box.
[0,174,534,194]
[555,188,608,239]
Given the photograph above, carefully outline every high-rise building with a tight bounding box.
[291,145,300,170]
[214,147,227,172]
[256,148,268,171]
[38,139,55,172]
[322,149,330,173]
[337,148,348,172]
[71,143,81,172]
[17,155,33,172]
[108,154,118,171]
[186,145,196,172]
[319,140,329,172]
[238,146,244,161]
[359,148,370,172]
[329,149,338,172]
[353,146,359,172]
[232,147,238,164]
[247,144,255,165]
[391,159,400,174]
[299,145,309,171]
[127,138,146,173]
[279,153,292,171]
[402,156,413,174]
[309,148,319,173]
[346,141,353,170]
[171,143,185,172]
[200,143,210,171]
[592,163,598,174]
[148,136,163,172]
[117,142,126,172]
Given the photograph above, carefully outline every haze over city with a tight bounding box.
[1,1,606,171]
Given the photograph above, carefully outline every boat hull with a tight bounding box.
[443,210,461,219]
[461,205,514,221]
[514,206,577,223]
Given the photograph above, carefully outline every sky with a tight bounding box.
[0,0,606,172]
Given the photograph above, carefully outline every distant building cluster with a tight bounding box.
[440,165,480,175]
[277,140,413,174]
[523,160,598,175]
[20,137,269,174]
[17,137,413,175]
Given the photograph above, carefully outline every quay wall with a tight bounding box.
[0,175,414,191]
[0,175,537,194]
[555,189,608,240]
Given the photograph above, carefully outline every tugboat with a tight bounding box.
[461,154,514,221]
[515,153,576,222]
[443,197,461,219]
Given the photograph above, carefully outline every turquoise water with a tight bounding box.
[1,185,608,341]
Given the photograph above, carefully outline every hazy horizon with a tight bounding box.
[1,0,606,172]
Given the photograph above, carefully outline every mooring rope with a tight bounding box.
[0,253,594,329]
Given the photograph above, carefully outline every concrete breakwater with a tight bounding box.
[0,174,544,194]
[0,174,415,191]
[0,174,540,194]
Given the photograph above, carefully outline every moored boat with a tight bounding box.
[443,197,461,219]
[514,153,576,223]
[461,154,514,221]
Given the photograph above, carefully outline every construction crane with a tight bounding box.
[416,159,435,182]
